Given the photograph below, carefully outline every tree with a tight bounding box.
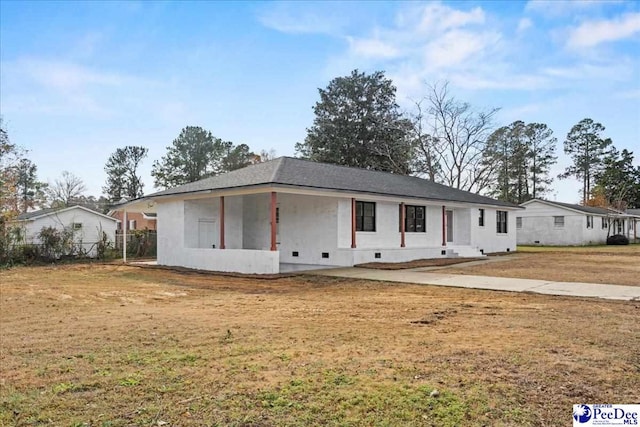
[483,121,557,203]
[221,143,256,172]
[47,171,87,208]
[103,146,148,203]
[559,118,612,204]
[592,148,640,209]
[411,82,499,193]
[0,117,22,219]
[295,69,414,175]
[151,126,229,189]
[525,123,557,200]
[15,158,48,213]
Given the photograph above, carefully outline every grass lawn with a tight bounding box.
[438,245,640,286]
[1,264,639,426]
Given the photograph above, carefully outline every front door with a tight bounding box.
[198,218,216,248]
[446,210,454,243]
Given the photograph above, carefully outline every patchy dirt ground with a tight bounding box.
[1,264,639,426]
[356,258,485,270]
[438,245,640,286]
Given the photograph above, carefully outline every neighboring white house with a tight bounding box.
[120,158,521,274]
[15,205,118,257]
[627,209,640,243]
[517,199,635,246]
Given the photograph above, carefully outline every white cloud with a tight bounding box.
[257,2,346,35]
[517,18,533,32]
[525,0,622,17]
[347,37,399,59]
[567,12,640,48]
[14,58,125,91]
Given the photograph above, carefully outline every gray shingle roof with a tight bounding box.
[147,157,519,208]
[526,199,620,215]
[17,208,59,220]
[627,209,640,216]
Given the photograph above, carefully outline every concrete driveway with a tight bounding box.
[310,267,640,301]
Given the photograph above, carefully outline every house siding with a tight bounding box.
[21,208,116,257]
[517,201,610,245]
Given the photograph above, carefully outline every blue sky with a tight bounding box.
[1,0,639,203]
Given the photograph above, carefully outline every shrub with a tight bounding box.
[606,234,629,245]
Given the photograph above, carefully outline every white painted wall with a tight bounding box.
[21,207,116,257]
[516,201,609,245]
[158,198,278,274]
[156,192,520,273]
[469,207,517,254]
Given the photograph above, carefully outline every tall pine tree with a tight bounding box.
[559,118,612,204]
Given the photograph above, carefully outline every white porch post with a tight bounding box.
[123,209,127,263]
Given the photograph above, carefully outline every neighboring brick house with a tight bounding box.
[108,210,157,232]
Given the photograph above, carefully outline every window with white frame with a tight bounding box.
[72,222,82,230]
[601,217,608,229]
[516,217,522,228]
[554,216,564,227]
[479,209,485,227]
[586,215,593,229]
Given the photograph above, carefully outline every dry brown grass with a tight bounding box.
[439,245,640,286]
[1,264,639,426]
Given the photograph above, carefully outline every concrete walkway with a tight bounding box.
[310,267,640,301]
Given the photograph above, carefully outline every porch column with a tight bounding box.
[441,205,446,246]
[123,209,127,263]
[400,202,406,248]
[219,196,225,249]
[351,198,357,249]
[270,192,277,251]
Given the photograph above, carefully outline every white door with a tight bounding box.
[198,219,216,248]
[446,210,454,243]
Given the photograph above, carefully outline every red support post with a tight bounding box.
[219,196,225,249]
[351,198,357,249]
[442,205,446,246]
[400,202,406,248]
[270,192,277,251]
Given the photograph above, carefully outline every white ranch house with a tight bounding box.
[15,205,118,257]
[121,157,520,274]
[517,199,637,246]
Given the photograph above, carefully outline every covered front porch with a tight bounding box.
[121,188,486,275]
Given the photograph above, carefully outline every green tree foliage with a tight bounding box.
[592,148,640,209]
[559,118,612,204]
[221,143,257,172]
[0,117,22,220]
[47,171,87,208]
[15,158,48,213]
[295,69,413,175]
[151,126,231,189]
[103,146,148,203]
[483,121,557,203]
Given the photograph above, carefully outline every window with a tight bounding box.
[356,201,376,232]
[129,219,137,230]
[496,211,508,234]
[601,217,609,229]
[553,216,565,227]
[586,215,593,229]
[479,209,485,227]
[72,222,82,230]
[516,217,522,228]
[400,205,426,232]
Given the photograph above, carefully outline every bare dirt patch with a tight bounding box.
[1,264,639,426]
[439,245,640,286]
[356,257,485,270]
